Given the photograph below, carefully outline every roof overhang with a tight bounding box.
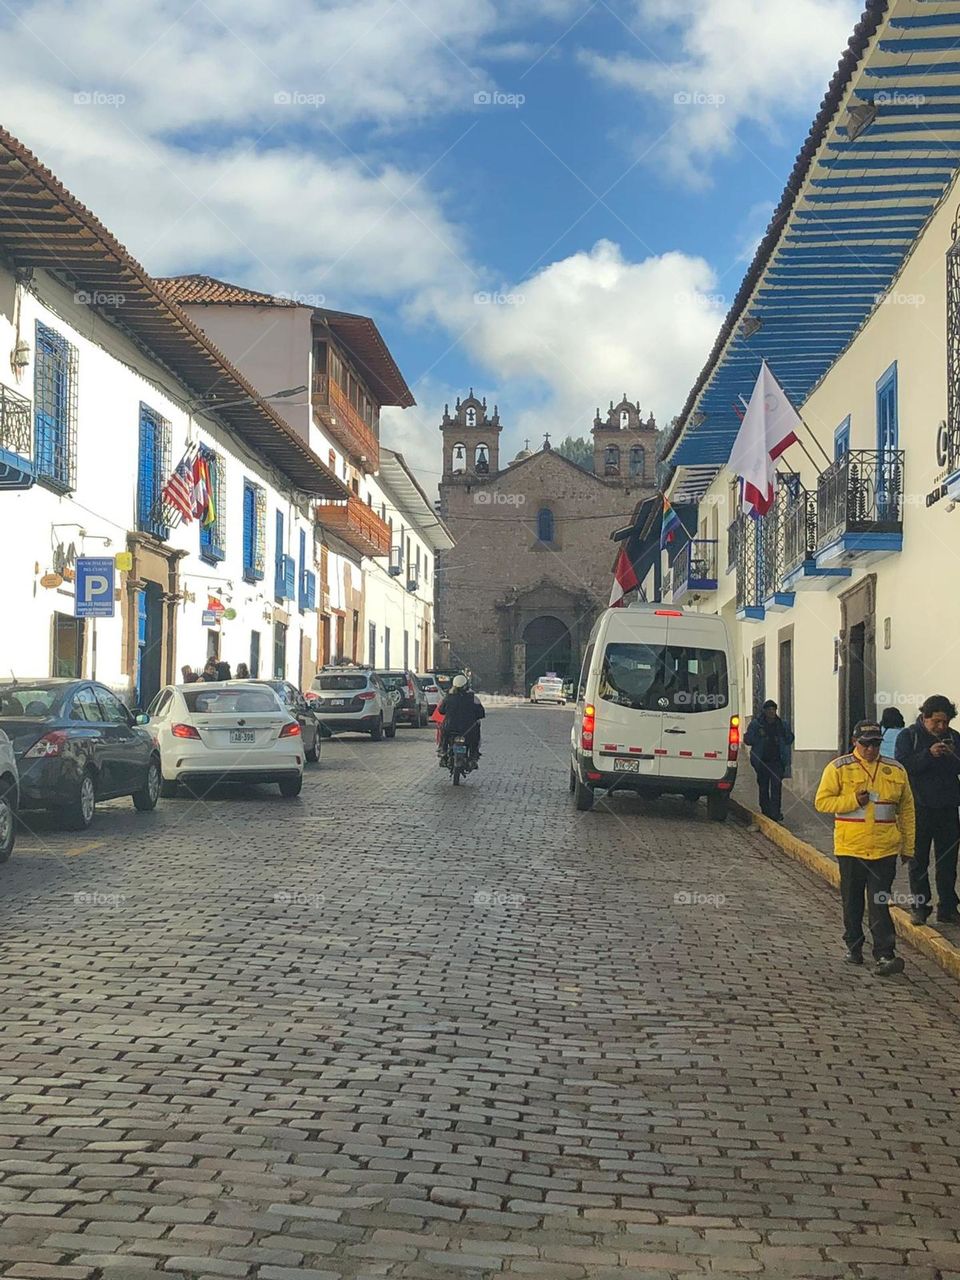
[378,448,454,550]
[667,0,960,474]
[0,135,348,499]
[313,309,415,409]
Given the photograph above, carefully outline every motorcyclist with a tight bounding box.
[439,674,485,763]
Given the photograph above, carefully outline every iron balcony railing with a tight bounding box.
[735,514,764,613]
[783,482,818,578]
[816,449,905,551]
[760,476,802,599]
[674,538,719,595]
[0,383,32,462]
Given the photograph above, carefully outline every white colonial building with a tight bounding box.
[156,276,453,674]
[0,131,348,707]
[650,0,960,801]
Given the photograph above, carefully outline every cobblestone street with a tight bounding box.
[2,706,960,1279]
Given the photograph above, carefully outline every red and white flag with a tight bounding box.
[728,361,800,516]
[161,450,196,524]
[609,545,639,608]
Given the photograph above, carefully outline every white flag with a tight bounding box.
[727,360,800,516]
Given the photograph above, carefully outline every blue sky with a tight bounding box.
[0,0,864,486]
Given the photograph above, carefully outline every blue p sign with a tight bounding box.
[75,557,116,618]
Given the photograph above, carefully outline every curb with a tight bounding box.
[732,798,960,983]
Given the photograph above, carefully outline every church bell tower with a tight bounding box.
[440,390,502,479]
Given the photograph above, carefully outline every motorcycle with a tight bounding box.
[444,734,478,785]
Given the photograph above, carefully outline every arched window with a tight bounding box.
[620,409,630,429]
[451,442,467,474]
[629,444,645,478]
[475,442,489,473]
[465,406,477,427]
[537,507,554,543]
[604,445,620,476]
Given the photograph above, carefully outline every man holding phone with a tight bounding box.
[815,720,915,975]
[895,694,960,926]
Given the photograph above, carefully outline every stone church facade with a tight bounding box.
[437,391,659,693]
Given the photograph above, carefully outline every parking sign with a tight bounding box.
[75,556,116,618]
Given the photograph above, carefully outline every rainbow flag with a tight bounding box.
[660,496,684,550]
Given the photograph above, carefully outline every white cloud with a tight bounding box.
[582,0,862,184]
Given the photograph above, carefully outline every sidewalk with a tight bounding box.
[734,770,960,982]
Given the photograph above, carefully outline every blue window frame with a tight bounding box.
[137,404,170,539]
[876,363,899,516]
[297,527,317,611]
[199,448,226,563]
[274,509,296,601]
[834,416,851,460]
[34,322,78,491]
[242,480,266,582]
[536,507,554,543]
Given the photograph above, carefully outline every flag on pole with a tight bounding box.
[192,451,216,527]
[727,360,800,516]
[160,449,197,525]
[660,495,685,550]
[609,545,639,608]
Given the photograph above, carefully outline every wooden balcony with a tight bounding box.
[312,373,379,472]
[315,495,391,558]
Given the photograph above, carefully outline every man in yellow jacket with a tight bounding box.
[815,718,915,976]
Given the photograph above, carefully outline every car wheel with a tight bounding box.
[160,777,179,799]
[568,764,576,794]
[707,792,730,823]
[64,770,97,831]
[370,715,384,741]
[384,716,397,739]
[305,729,320,764]
[132,758,161,811]
[0,785,16,863]
[573,776,594,812]
[279,774,303,798]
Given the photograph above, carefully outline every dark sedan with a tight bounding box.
[0,679,161,830]
[244,679,321,762]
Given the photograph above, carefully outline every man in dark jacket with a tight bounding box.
[438,675,485,761]
[743,700,795,821]
[895,694,960,925]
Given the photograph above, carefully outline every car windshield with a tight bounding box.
[315,674,367,691]
[183,688,280,714]
[377,674,407,691]
[599,643,729,714]
[0,685,62,717]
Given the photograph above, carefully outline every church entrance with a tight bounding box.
[522,615,572,687]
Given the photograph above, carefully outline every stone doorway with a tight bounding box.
[839,575,877,751]
[522,615,572,687]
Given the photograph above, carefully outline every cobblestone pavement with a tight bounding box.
[2,705,960,1280]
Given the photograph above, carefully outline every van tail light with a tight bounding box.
[358,691,376,702]
[279,721,301,738]
[654,609,683,617]
[172,723,201,740]
[728,715,741,762]
[581,703,596,751]
[24,730,68,758]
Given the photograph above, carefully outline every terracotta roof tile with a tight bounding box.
[156,274,298,306]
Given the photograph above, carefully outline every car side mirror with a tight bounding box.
[135,713,150,725]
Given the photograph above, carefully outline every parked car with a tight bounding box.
[530,676,566,705]
[242,679,321,763]
[0,728,19,861]
[376,670,430,727]
[142,682,304,798]
[309,668,398,740]
[415,674,442,713]
[0,679,160,831]
[570,604,739,819]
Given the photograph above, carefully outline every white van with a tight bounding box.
[569,604,740,820]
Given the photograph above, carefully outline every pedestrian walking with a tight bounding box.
[894,694,960,926]
[235,662,250,679]
[880,706,905,758]
[743,699,794,821]
[815,719,915,976]
[201,658,219,682]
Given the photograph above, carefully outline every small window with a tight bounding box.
[604,444,621,475]
[242,481,266,582]
[629,444,645,479]
[198,448,226,563]
[95,688,131,725]
[148,689,172,717]
[620,409,630,429]
[465,406,477,427]
[577,643,595,701]
[536,507,554,543]
[137,405,172,539]
[475,442,490,473]
[71,686,105,722]
[451,442,467,474]
[34,322,78,492]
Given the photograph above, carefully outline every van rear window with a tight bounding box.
[599,643,728,714]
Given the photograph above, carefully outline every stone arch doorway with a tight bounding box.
[522,615,572,687]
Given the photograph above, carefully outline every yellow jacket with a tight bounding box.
[814,752,915,860]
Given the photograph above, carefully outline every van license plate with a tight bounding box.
[614,757,640,773]
[230,730,256,744]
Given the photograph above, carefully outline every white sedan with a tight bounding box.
[142,682,304,798]
[530,677,566,705]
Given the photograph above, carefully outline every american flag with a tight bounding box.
[161,449,197,525]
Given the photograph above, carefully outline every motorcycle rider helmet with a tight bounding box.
[452,674,468,689]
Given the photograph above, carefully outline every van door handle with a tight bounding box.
[664,727,686,734]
